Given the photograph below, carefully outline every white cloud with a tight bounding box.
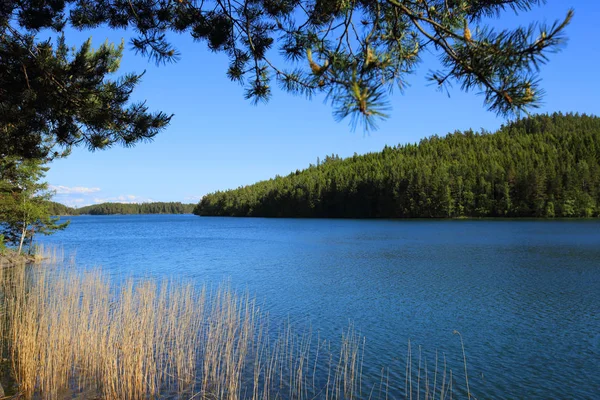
[92,195,154,204]
[184,195,203,202]
[50,185,101,195]
[54,197,86,207]
[52,194,155,208]
[50,183,155,207]
[53,195,155,208]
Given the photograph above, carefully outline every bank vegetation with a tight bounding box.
[0,251,472,399]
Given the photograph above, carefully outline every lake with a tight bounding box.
[39,216,600,399]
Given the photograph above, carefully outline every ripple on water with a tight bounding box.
[40,216,600,399]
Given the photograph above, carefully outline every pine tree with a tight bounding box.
[0,158,69,254]
[1,0,572,151]
[0,27,172,160]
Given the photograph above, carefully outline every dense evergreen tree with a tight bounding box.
[0,159,69,253]
[195,113,600,218]
[0,28,171,160]
[46,201,76,216]
[46,202,195,216]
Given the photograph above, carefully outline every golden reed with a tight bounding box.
[0,249,471,399]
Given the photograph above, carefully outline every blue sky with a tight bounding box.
[48,1,599,207]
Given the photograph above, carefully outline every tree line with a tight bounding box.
[195,113,600,218]
[47,202,195,216]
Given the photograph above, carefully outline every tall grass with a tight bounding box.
[0,251,474,399]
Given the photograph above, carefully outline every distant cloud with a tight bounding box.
[53,194,155,208]
[53,197,84,207]
[92,195,154,204]
[184,195,203,202]
[50,184,155,208]
[50,185,101,195]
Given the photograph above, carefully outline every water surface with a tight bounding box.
[40,216,600,399]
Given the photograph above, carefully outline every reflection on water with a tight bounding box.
[40,216,600,399]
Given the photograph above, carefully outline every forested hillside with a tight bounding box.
[46,202,76,216]
[195,113,600,218]
[48,202,195,215]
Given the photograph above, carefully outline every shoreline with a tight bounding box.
[0,250,35,266]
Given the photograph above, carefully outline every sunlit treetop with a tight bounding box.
[1,0,572,158]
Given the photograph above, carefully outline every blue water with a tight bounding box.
[39,216,600,399]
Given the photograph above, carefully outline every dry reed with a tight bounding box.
[0,249,474,399]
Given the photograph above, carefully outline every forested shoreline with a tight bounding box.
[48,202,195,216]
[195,113,600,218]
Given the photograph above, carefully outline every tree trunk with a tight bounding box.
[27,230,35,255]
[17,198,29,255]
[17,223,26,255]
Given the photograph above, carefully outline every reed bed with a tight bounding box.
[0,251,473,399]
